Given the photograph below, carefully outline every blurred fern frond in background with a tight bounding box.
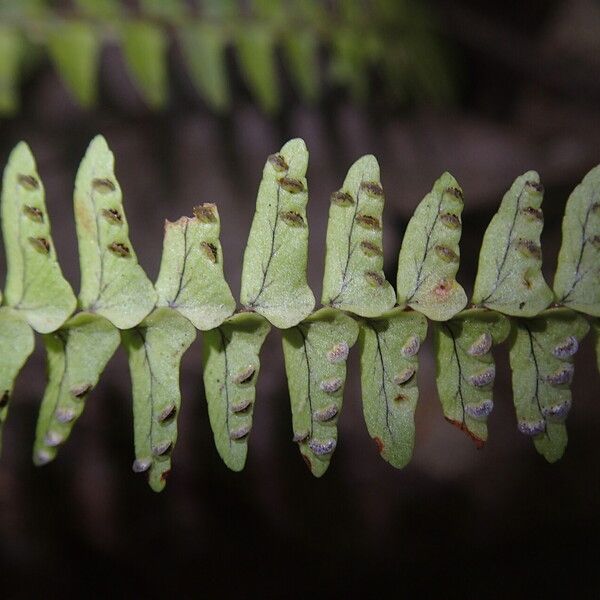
[0,0,455,115]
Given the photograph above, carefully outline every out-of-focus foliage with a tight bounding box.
[0,0,455,114]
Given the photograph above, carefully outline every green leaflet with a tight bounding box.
[281,308,359,477]
[202,312,271,471]
[329,27,369,102]
[120,21,168,109]
[74,135,157,329]
[358,307,427,468]
[1,142,76,333]
[179,23,230,112]
[508,307,589,463]
[73,0,121,19]
[432,308,510,447]
[396,172,467,321]
[321,155,395,317]
[283,30,319,104]
[139,0,186,21]
[0,26,22,115]
[47,21,100,108]
[122,307,196,492]
[155,206,235,330]
[240,139,315,328]
[553,164,600,316]
[235,24,279,114]
[33,312,119,466]
[472,171,553,317]
[0,308,35,455]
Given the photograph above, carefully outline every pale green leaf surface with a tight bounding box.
[47,21,100,108]
[0,26,22,115]
[472,172,553,316]
[74,135,157,329]
[179,23,230,111]
[33,312,119,466]
[1,142,76,333]
[281,308,359,477]
[240,139,315,328]
[122,307,196,492]
[155,207,235,330]
[322,154,395,317]
[283,30,319,104]
[235,24,279,114]
[553,164,600,316]
[139,0,185,20]
[396,172,467,321]
[508,308,589,463]
[358,307,427,468]
[0,307,35,455]
[432,308,510,447]
[120,21,168,109]
[202,312,271,471]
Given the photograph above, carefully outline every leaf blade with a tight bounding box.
[240,139,315,328]
[281,307,359,477]
[202,312,271,471]
[396,172,467,321]
[358,307,427,468]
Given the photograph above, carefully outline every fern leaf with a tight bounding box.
[240,139,315,328]
[73,0,121,19]
[472,172,553,316]
[33,312,119,466]
[155,207,235,330]
[74,135,157,329]
[46,21,100,108]
[139,0,185,21]
[283,30,319,104]
[358,307,427,468]
[322,154,395,317]
[553,164,600,316]
[0,308,35,456]
[235,24,279,114]
[0,26,22,115]
[202,312,271,471]
[281,308,359,477]
[432,308,510,447]
[396,172,467,321]
[122,307,196,492]
[179,23,230,112]
[1,142,76,333]
[508,307,589,463]
[120,21,168,109]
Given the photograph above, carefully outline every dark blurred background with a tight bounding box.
[1,0,600,597]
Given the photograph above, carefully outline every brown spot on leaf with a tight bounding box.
[525,180,544,193]
[232,365,256,384]
[158,404,177,423]
[434,245,459,263]
[521,206,544,222]
[108,242,130,257]
[515,238,542,259]
[360,181,384,198]
[193,203,217,223]
[374,437,384,454]
[433,278,453,300]
[445,187,463,200]
[440,213,461,229]
[394,393,409,403]
[364,270,385,287]
[71,384,92,399]
[267,153,288,172]
[200,241,218,263]
[92,178,116,193]
[302,454,312,470]
[278,176,304,193]
[28,237,50,254]
[101,208,122,224]
[279,210,305,227]
[17,174,40,190]
[330,190,354,206]
[356,213,381,230]
[23,205,44,222]
[590,235,600,249]
[360,240,383,257]
[160,469,171,482]
[445,417,485,449]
